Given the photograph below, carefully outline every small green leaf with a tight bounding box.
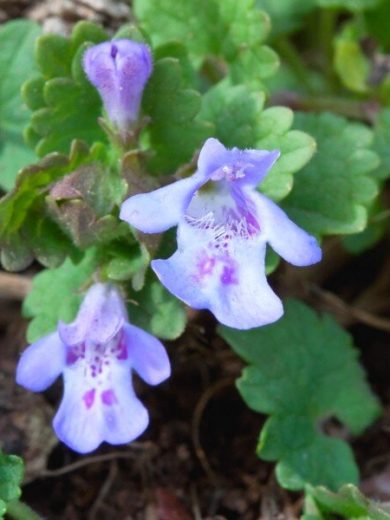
[127,274,186,340]
[23,21,108,156]
[304,484,390,519]
[0,19,41,191]
[134,0,278,87]
[23,249,99,342]
[0,451,23,514]
[199,81,316,200]
[219,299,381,491]
[0,140,117,270]
[142,57,213,173]
[104,240,150,287]
[334,23,370,94]
[283,112,380,235]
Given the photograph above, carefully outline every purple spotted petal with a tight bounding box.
[83,39,152,132]
[100,365,149,446]
[53,363,148,454]
[123,323,171,385]
[152,222,283,329]
[16,332,65,392]
[120,174,206,233]
[254,192,322,266]
[58,284,126,346]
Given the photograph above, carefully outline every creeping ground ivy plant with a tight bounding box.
[1,0,390,517]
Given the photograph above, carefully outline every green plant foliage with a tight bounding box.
[199,80,316,200]
[303,484,390,519]
[142,57,213,173]
[219,299,381,491]
[23,249,99,343]
[283,112,380,235]
[0,451,23,517]
[102,239,150,289]
[256,0,316,36]
[0,140,122,270]
[317,0,380,10]
[372,108,390,180]
[364,0,390,51]
[127,274,187,340]
[334,23,370,93]
[22,21,108,156]
[133,0,279,88]
[0,19,41,191]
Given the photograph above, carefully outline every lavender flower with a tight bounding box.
[83,39,152,133]
[16,283,170,454]
[120,138,322,330]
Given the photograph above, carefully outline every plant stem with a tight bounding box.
[319,7,338,90]
[274,37,315,94]
[6,500,42,520]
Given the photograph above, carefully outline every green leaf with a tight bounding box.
[317,0,381,10]
[283,112,380,235]
[0,451,23,515]
[103,239,150,290]
[219,299,381,491]
[142,57,213,173]
[23,249,99,342]
[134,0,278,87]
[0,19,41,191]
[23,21,108,156]
[46,143,127,248]
[199,80,316,200]
[334,23,370,93]
[304,484,390,519]
[127,274,186,340]
[342,199,387,254]
[0,140,117,270]
[372,108,390,180]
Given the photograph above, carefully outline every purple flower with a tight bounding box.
[16,283,170,454]
[120,138,322,330]
[83,39,153,133]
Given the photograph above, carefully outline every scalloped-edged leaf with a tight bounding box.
[0,141,122,270]
[219,299,381,491]
[199,81,316,200]
[0,451,23,516]
[22,21,109,156]
[283,112,380,235]
[142,57,213,173]
[134,0,279,87]
[0,19,41,191]
[303,484,390,520]
[127,274,187,340]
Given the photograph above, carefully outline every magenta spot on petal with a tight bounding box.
[101,389,118,406]
[83,388,96,409]
[198,255,216,277]
[66,345,83,365]
[116,338,128,361]
[220,265,238,285]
